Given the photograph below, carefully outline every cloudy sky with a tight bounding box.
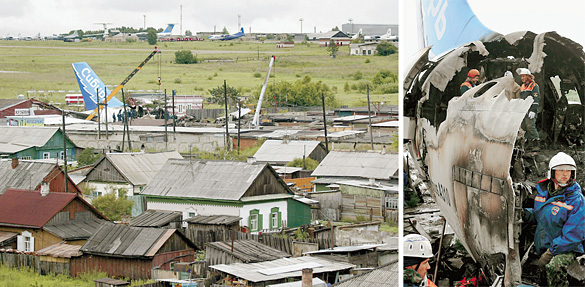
[400,0,585,70]
[0,0,398,37]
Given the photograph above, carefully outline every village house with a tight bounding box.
[306,31,351,47]
[75,224,197,280]
[0,188,108,252]
[129,209,183,229]
[206,240,290,267]
[0,158,82,195]
[253,139,328,166]
[0,126,79,161]
[140,159,312,234]
[349,42,379,56]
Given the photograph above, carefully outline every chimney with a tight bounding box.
[302,268,313,287]
[247,157,256,164]
[11,158,18,169]
[40,182,50,197]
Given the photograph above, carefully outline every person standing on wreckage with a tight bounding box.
[460,69,480,95]
[524,152,585,286]
[517,68,541,151]
[403,234,437,287]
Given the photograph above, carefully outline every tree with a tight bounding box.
[208,84,241,108]
[185,30,193,36]
[326,39,339,58]
[91,188,133,221]
[175,50,197,64]
[286,34,294,42]
[254,75,338,108]
[146,28,157,45]
[222,27,229,34]
[287,157,319,170]
[77,147,101,166]
[376,42,398,56]
[332,26,340,31]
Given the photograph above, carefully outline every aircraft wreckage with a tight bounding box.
[404,31,585,285]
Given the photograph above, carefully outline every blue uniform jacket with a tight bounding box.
[525,179,585,255]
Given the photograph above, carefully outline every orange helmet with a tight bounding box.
[468,69,480,78]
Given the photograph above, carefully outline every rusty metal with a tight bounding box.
[433,217,447,282]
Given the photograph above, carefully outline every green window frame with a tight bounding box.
[270,207,282,229]
[249,209,263,232]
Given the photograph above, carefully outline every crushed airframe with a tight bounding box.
[404,31,585,286]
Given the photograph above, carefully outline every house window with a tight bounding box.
[270,207,281,229]
[17,231,34,252]
[362,50,366,55]
[249,209,262,232]
[93,190,103,198]
[368,50,372,55]
[59,151,64,160]
[189,212,196,218]
[43,152,50,159]
[386,196,398,209]
[20,156,32,160]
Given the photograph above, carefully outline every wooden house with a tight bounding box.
[129,209,183,228]
[0,189,108,252]
[0,126,78,161]
[253,140,327,166]
[73,224,197,280]
[205,240,290,266]
[0,158,82,195]
[141,159,312,233]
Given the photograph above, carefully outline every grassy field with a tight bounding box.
[0,40,397,108]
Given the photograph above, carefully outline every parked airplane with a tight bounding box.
[157,24,175,38]
[364,28,396,41]
[404,0,585,286]
[350,29,363,41]
[63,31,80,42]
[72,62,124,121]
[207,27,245,41]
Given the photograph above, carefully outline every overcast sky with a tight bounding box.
[400,0,585,71]
[0,0,398,37]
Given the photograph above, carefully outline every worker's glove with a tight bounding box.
[528,111,536,119]
[536,249,554,267]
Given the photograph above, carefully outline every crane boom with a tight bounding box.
[86,47,160,120]
[252,56,275,127]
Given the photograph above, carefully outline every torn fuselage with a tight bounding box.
[404,31,585,285]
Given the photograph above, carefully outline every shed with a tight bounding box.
[253,140,327,166]
[303,244,385,268]
[73,224,197,280]
[311,151,399,181]
[130,209,183,228]
[0,159,82,195]
[36,241,82,276]
[0,126,78,161]
[186,214,241,231]
[210,256,354,286]
[206,240,290,267]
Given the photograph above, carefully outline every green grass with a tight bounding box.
[0,264,155,287]
[0,40,397,107]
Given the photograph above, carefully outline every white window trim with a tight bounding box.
[271,212,278,228]
[250,214,258,231]
[43,152,50,159]
[17,231,34,252]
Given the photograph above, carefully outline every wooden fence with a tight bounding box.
[0,252,38,270]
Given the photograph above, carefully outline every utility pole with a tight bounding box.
[321,93,329,152]
[299,18,303,34]
[164,89,168,146]
[172,89,176,133]
[97,88,101,140]
[61,109,68,193]
[367,85,374,151]
[224,80,230,151]
[143,15,146,29]
[104,98,108,140]
[237,101,241,155]
[180,5,183,36]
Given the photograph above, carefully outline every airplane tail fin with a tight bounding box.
[163,24,175,33]
[418,0,497,56]
[72,62,124,111]
[240,27,244,34]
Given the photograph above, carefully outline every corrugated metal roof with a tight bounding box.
[80,223,186,257]
[253,140,322,164]
[141,159,269,201]
[333,261,399,287]
[130,209,182,227]
[0,189,77,228]
[253,129,301,139]
[44,218,108,240]
[311,151,398,180]
[207,240,290,263]
[0,231,17,243]
[185,215,241,225]
[210,256,354,283]
[240,194,293,202]
[332,115,371,122]
[372,121,399,128]
[0,160,57,195]
[0,99,26,110]
[268,278,327,287]
[272,166,303,174]
[36,241,83,258]
[0,126,58,147]
[103,151,183,186]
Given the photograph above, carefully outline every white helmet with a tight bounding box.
[548,152,577,180]
[404,234,433,258]
[516,68,532,76]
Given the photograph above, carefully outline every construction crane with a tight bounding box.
[252,56,275,127]
[86,47,160,121]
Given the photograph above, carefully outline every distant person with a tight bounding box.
[117,110,122,122]
[517,68,540,151]
[460,69,480,95]
[112,112,116,122]
[404,234,436,287]
[524,152,585,286]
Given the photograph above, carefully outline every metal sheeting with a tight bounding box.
[130,209,182,227]
[185,215,241,225]
[333,261,398,287]
[104,151,183,186]
[0,189,76,228]
[303,244,385,255]
[311,151,398,180]
[209,256,354,283]
[0,231,17,243]
[81,223,168,257]
[0,126,58,148]
[36,242,82,258]
[253,140,321,164]
[141,159,266,201]
[207,240,290,263]
[44,218,106,240]
[0,160,56,195]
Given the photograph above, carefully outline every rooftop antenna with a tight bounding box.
[180,5,183,36]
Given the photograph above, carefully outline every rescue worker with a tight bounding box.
[524,152,585,286]
[460,69,480,95]
[517,68,540,150]
[404,234,437,287]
